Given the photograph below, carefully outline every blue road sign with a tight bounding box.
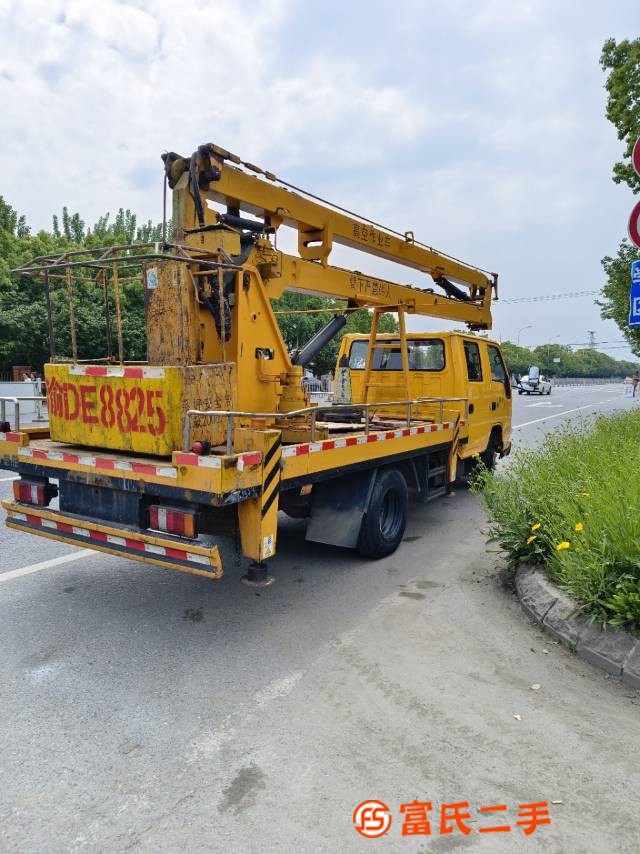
[629,260,640,327]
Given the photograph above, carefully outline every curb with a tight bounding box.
[515,566,640,689]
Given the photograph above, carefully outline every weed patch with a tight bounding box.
[472,410,640,630]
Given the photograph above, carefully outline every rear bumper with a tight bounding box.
[2,500,223,579]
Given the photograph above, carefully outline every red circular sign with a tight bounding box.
[629,199,640,249]
[633,136,640,179]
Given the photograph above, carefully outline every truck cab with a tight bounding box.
[334,331,512,473]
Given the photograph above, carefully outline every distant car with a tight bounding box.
[518,374,552,395]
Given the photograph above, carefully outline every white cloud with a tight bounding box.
[0,0,636,352]
[0,0,426,230]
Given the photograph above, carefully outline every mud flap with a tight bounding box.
[305,469,378,548]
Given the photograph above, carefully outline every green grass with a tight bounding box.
[472,410,640,630]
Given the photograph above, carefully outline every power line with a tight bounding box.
[499,290,599,304]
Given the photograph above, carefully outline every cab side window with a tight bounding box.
[488,345,511,398]
[464,341,483,382]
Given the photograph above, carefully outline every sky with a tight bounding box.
[1,0,638,360]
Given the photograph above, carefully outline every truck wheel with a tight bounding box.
[480,432,499,471]
[357,468,408,559]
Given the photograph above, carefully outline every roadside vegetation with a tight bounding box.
[473,409,640,630]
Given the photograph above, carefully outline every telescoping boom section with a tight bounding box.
[1,142,498,583]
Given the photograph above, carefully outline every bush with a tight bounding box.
[472,410,640,630]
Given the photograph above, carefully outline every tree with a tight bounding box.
[599,38,640,353]
[498,341,533,377]
[600,38,640,194]
[600,240,640,355]
[272,291,398,377]
[0,197,394,375]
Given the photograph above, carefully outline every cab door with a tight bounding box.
[461,338,488,456]
[486,343,512,450]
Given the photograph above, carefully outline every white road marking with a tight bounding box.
[0,475,18,482]
[525,402,563,408]
[0,550,93,583]
[513,404,597,430]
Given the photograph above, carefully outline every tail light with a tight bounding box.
[148,505,197,538]
[13,478,57,506]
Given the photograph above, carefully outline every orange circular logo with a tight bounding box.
[353,800,392,838]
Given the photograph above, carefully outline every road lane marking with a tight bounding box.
[0,475,18,482]
[0,550,93,583]
[525,403,563,408]
[513,404,597,430]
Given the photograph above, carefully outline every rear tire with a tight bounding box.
[357,468,408,559]
[480,431,499,471]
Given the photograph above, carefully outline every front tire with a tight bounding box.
[357,468,408,559]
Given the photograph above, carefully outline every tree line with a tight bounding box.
[0,197,395,377]
[599,38,640,353]
[499,340,638,379]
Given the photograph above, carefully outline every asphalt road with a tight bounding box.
[1,384,638,853]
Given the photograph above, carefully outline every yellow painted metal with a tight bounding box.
[196,146,493,295]
[278,421,462,482]
[2,501,223,579]
[335,331,512,461]
[146,261,201,366]
[166,146,495,329]
[44,363,236,456]
[235,427,282,561]
[362,307,411,404]
[263,253,492,328]
[0,436,262,495]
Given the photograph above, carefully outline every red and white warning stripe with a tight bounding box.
[174,451,262,471]
[281,421,459,458]
[68,365,165,379]
[0,432,22,443]
[8,510,212,566]
[17,446,178,479]
[16,445,262,477]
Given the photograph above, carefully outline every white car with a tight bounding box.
[518,373,552,395]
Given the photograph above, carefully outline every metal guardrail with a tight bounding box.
[183,397,469,454]
[552,377,627,387]
[0,396,48,431]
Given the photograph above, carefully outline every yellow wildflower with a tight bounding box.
[526,535,537,545]
[556,541,571,551]
[531,522,542,532]
[574,522,584,532]
[580,492,590,497]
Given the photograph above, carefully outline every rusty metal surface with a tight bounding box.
[45,363,236,456]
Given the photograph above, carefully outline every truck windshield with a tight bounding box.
[348,339,445,371]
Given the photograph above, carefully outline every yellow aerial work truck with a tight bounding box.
[0,142,511,585]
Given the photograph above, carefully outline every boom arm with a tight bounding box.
[163,144,497,330]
